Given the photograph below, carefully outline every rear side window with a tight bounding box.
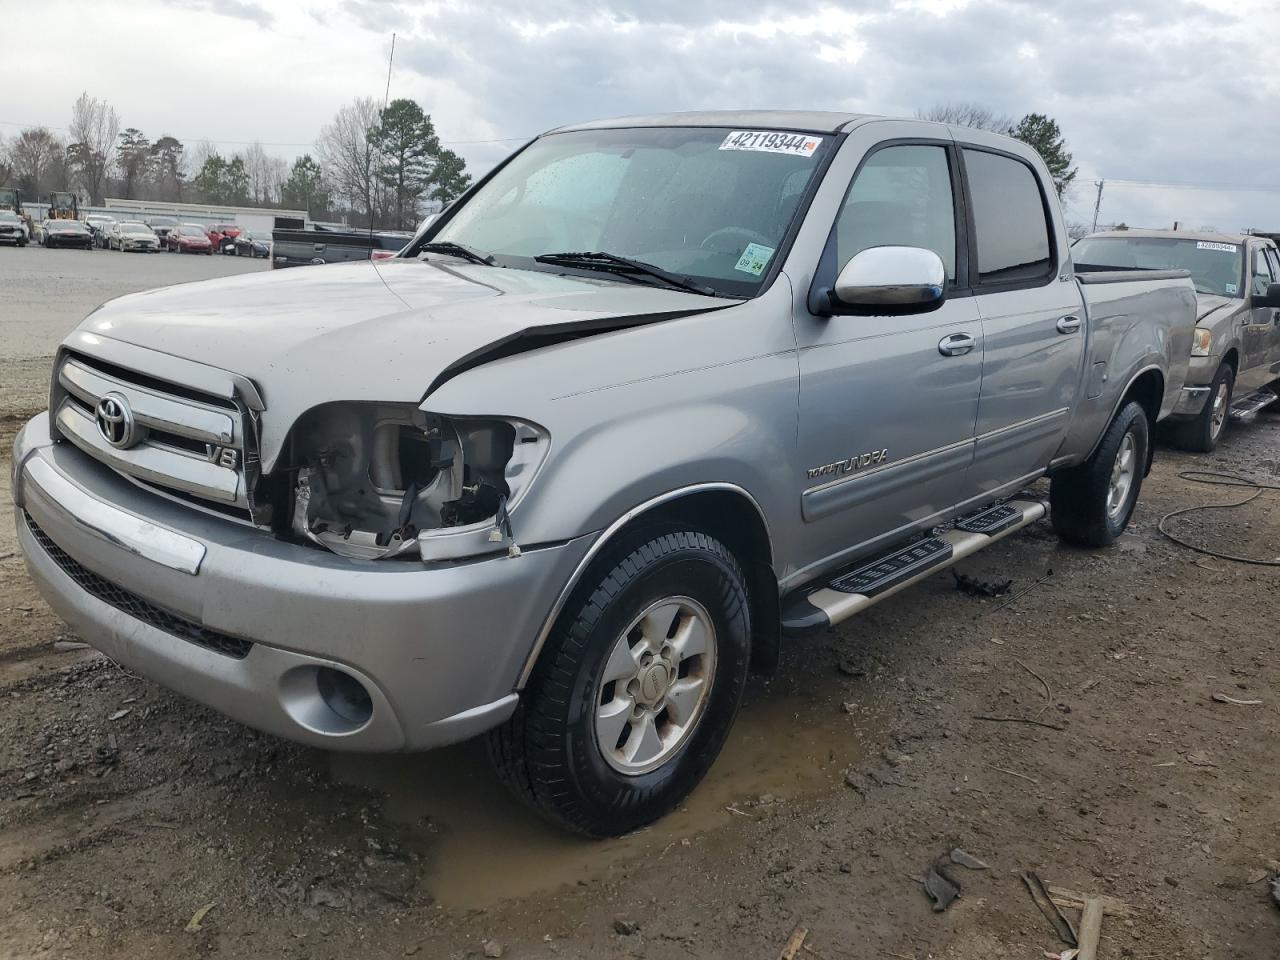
[1266,247,1280,283]
[963,149,1053,284]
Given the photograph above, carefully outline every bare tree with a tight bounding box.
[241,141,273,204]
[10,128,67,198]
[265,155,289,205]
[916,101,1014,134]
[0,135,13,188]
[190,140,220,176]
[67,91,119,203]
[317,97,381,223]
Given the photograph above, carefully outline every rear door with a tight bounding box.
[962,147,1084,494]
[794,134,983,565]
[1243,243,1280,388]
[1266,246,1280,378]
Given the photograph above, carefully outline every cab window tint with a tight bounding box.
[834,144,956,281]
[963,149,1053,284]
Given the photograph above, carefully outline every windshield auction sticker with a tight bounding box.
[734,242,776,275]
[719,131,822,157]
[1196,241,1238,253]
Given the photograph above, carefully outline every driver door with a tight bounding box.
[1242,243,1278,389]
[794,138,982,570]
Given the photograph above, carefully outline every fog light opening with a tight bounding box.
[316,667,374,726]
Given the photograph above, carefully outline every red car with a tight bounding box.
[207,222,241,253]
[167,224,213,254]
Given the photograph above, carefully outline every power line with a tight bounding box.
[0,118,529,148]
[1095,177,1280,195]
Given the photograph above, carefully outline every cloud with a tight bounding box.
[164,0,274,26]
[11,0,1280,231]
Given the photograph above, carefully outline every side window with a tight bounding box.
[1266,247,1280,286]
[1252,246,1275,296]
[963,149,1053,285]
[834,144,956,282]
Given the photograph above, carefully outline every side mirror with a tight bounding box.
[1253,281,1280,309]
[827,246,947,316]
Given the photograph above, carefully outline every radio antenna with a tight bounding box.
[384,33,396,108]
[368,33,396,249]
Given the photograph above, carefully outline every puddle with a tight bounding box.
[331,674,879,909]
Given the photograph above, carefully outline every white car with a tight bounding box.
[109,221,161,252]
[0,210,28,246]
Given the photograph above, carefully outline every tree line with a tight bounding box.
[916,101,1078,198]
[0,92,471,230]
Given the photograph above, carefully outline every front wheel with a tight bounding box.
[1173,363,1233,453]
[488,529,751,837]
[1051,400,1150,547]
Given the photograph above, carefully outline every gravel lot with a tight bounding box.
[1,254,1278,959]
[0,245,268,415]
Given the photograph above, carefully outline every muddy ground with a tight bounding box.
[2,251,1279,959]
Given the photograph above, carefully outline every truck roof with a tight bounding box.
[553,110,874,135]
[1087,227,1259,246]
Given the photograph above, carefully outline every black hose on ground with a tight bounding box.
[1157,470,1280,566]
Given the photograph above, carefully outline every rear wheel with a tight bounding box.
[1051,400,1149,547]
[488,528,751,837]
[1173,363,1233,453]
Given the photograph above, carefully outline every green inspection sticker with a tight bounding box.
[734,242,775,276]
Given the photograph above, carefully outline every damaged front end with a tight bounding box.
[280,402,547,562]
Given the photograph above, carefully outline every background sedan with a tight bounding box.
[109,221,161,252]
[166,224,213,254]
[40,220,93,249]
[231,228,272,258]
[208,222,241,253]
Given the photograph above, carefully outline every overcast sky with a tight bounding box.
[6,0,1280,231]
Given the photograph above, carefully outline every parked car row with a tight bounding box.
[8,216,273,257]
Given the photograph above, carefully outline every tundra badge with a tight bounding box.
[807,449,888,480]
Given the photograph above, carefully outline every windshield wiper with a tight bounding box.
[534,251,719,297]
[418,241,495,265]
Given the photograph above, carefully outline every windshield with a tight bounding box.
[178,225,206,236]
[0,212,19,222]
[423,126,832,297]
[122,222,151,232]
[1073,236,1245,298]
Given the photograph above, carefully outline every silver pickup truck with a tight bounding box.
[13,112,1195,837]
[1074,229,1280,450]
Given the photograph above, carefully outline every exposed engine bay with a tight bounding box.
[283,402,545,560]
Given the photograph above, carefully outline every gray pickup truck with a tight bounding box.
[1074,229,1280,450]
[13,112,1195,836]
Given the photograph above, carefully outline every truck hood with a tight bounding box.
[77,258,728,470]
[1195,293,1240,324]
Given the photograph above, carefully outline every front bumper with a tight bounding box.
[13,413,592,752]
[1170,356,1221,418]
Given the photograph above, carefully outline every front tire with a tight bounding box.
[488,529,751,837]
[1173,363,1233,453]
[1051,400,1149,547]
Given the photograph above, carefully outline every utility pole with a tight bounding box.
[1090,179,1105,233]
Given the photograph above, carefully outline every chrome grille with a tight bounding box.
[55,354,251,512]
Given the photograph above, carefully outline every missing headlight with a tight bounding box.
[283,403,546,561]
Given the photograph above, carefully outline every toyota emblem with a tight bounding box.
[95,393,138,448]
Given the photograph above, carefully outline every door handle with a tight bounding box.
[938,333,976,357]
[1056,315,1082,334]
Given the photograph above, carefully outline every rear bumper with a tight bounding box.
[13,413,593,752]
